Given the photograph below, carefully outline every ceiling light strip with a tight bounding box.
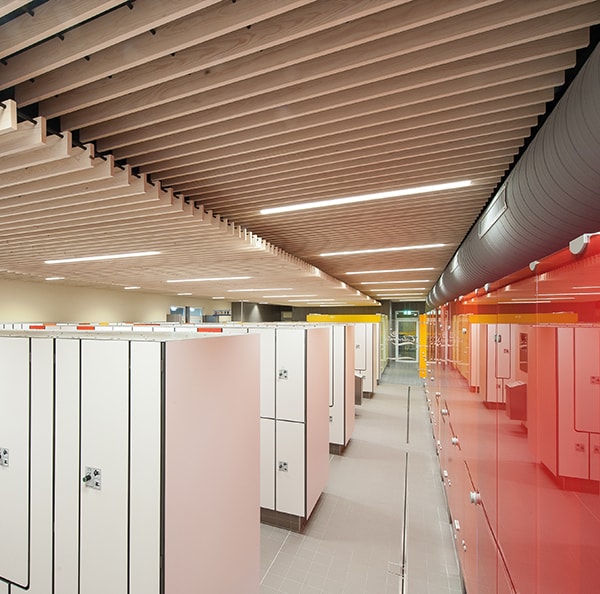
[45,251,161,264]
[260,180,471,215]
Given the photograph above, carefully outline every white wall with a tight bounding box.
[0,278,231,323]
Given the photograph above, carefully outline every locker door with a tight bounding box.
[129,342,161,594]
[13,339,54,594]
[256,328,276,419]
[276,328,306,422]
[495,324,511,379]
[354,323,367,371]
[275,420,305,517]
[0,337,30,588]
[330,325,345,446]
[54,339,81,594]
[260,418,275,510]
[80,340,130,594]
[574,327,600,433]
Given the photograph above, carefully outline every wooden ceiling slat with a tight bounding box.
[0,176,149,215]
[0,0,124,60]
[0,118,45,156]
[0,0,32,19]
[80,6,596,141]
[14,0,316,105]
[1,0,223,89]
[0,133,72,174]
[0,167,135,208]
[154,94,550,182]
[111,35,581,157]
[38,0,418,118]
[0,99,18,134]
[60,0,591,129]
[132,53,574,166]
[0,155,114,198]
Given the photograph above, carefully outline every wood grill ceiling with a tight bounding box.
[0,0,598,306]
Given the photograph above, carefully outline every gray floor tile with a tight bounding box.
[260,362,463,594]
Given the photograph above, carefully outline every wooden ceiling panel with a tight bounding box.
[0,1,598,306]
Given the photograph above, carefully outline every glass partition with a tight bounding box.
[428,235,600,594]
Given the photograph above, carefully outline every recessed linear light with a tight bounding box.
[346,267,435,275]
[124,286,141,290]
[45,251,161,264]
[45,276,65,281]
[359,280,431,285]
[177,292,193,296]
[260,180,471,215]
[320,243,445,257]
[166,276,252,283]
[212,296,226,299]
[227,288,293,293]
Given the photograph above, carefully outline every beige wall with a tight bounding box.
[0,278,231,323]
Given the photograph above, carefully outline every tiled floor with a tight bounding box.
[260,362,465,594]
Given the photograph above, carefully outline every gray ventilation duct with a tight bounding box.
[427,43,600,310]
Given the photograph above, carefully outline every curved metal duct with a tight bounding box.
[427,42,600,309]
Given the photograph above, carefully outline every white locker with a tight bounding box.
[574,327,600,433]
[14,339,54,594]
[495,324,512,379]
[276,327,306,422]
[354,323,368,371]
[54,339,81,594]
[557,328,589,479]
[0,337,30,588]
[80,340,130,594]
[1,330,260,594]
[329,325,355,449]
[275,420,306,516]
[260,418,276,510]
[129,341,161,594]
[256,328,276,419]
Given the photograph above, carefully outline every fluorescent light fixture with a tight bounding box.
[45,276,65,281]
[227,288,293,293]
[177,292,193,296]
[320,243,445,257]
[45,251,160,264]
[166,276,251,283]
[369,287,427,291]
[265,294,317,298]
[346,267,435,275]
[359,280,431,285]
[260,180,471,214]
[212,296,225,299]
[123,286,141,290]
[288,298,337,302]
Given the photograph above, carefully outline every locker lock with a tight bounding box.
[278,461,288,472]
[83,467,102,490]
[451,436,460,447]
[0,448,8,467]
[441,408,449,416]
[469,491,482,505]
[278,369,288,380]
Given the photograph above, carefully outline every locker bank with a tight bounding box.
[1,3,600,594]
